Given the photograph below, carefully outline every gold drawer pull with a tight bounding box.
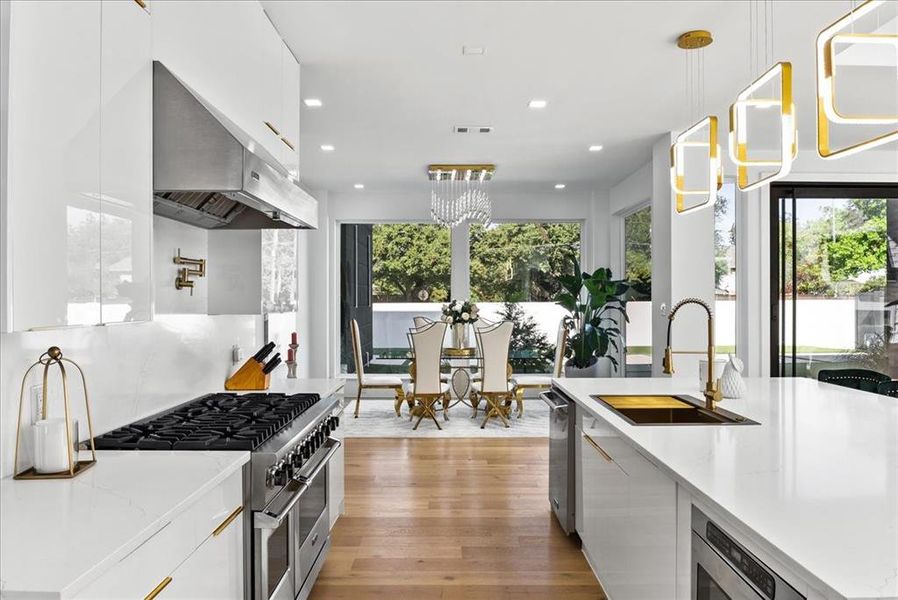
[264,121,280,136]
[145,576,172,600]
[213,505,244,537]
[280,137,295,151]
[582,432,613,463]
[133,0,148,9]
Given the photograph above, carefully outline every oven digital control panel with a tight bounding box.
[707,521,776,599]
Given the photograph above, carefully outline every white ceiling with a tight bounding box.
[262,0,890,195]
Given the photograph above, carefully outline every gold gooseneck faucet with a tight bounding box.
[662,297,723,411]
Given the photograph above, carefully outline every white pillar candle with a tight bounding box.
[33,418,71,474]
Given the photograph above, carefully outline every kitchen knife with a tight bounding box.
[253,342,276,363]
[262,354,282,374]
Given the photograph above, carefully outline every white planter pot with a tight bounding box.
[564,357,613,378]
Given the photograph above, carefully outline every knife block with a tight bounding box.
[225,358,270,391]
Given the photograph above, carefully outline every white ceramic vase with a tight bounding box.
[564,356,613,378]
[719,354,747,399]
[452,323,468,349]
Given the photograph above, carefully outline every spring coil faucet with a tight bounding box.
[663,297,723,410]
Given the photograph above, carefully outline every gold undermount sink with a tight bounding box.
[592,395,759,426]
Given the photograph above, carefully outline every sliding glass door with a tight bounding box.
[770,184,898,378]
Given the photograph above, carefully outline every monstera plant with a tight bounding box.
[556,262,632,375]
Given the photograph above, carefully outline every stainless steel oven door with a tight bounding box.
[254,483,301,600]
[295,438,340,600]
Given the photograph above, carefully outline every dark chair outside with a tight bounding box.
[817,368,891,393]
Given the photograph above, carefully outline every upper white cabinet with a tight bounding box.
[152,1,301,177]
[100,0,152,324]
[3,0,152,331]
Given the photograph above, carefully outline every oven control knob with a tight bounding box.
[272,461,289,487]
[323,421,332,436]
[302,441,312,459]
[291,450,304,469]
[331,415,339,430]
[265,465,277,488]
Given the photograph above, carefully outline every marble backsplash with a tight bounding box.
[0,314,261,478]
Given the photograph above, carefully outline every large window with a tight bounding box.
[470,222,581,373]
[771,184,898,379]
[340,223,450,374]
[715,183,736,353]
[623,206,651,376]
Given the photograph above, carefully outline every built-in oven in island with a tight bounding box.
[692,506,805,600]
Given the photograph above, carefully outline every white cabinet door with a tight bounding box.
[156,512,244,600]
[7,0,102,330]
[280,42,300,177]
[256,9,284,163]
[100,0,152,324]
[328,400,346,528]
[579,411,677,600]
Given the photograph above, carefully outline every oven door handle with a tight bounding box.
[253,437,342,530]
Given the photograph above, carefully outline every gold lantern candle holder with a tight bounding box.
[13,346,97,480]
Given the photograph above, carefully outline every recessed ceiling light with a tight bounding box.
[528,99,548,109]
[462,46,486,55]
[303,98,323,108]
[555,183,566,189]
[320,144,335,152]
[354,183,364,189]
[588,145,604,152]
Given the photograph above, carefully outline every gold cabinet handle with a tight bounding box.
[280,137,295,151]
[264,121,281,136]
[582,432,613,463]
[213,506,244,537]
[145,576,172,600]
[134,0,148,9]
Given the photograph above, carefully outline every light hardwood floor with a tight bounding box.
[310,438,606,599]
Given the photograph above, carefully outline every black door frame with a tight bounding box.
[769,182,898,377]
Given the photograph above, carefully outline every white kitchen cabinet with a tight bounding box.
[154,509,244,600]
[6,0,102,330]
[153,1,300,176]
[73,469,244,599]
[3,0,152,331]
[100,0,152,324]
[578,410,677,600]
[280,42,301,177]
[328,398,346,528]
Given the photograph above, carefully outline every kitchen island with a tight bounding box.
[554,376,898,600]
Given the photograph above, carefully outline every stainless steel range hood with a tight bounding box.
[153,61,317,229]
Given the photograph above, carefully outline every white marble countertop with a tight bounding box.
[0,450,249,599]
[553,376,898,600]
[262,377,344,397]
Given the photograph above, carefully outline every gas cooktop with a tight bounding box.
[91,392,322,451]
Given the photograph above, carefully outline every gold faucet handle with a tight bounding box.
[662,347,674,374]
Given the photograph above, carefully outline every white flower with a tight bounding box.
[461,312,469,320]
[471,305,479,314]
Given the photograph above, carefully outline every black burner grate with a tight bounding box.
[91,392,321,451]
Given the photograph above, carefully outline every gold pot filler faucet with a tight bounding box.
[662,297,723,411]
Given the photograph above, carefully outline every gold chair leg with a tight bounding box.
[393,388,402,417]
[354,386,362,418]
[516,388,525,418]
[470,391,479,418]
[442,393,450,421]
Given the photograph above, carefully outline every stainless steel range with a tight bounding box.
[89,391,342,600]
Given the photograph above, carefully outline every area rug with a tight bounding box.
[339,396,550,438]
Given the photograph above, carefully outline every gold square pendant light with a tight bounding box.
[816,0,898,158]
[728,61,797,192]
[671,116,723,213]
[670,30,721,214]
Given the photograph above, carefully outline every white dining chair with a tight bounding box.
[408,320,450,430]
[413,316,451,385]
[470,321,514,428]
[510,319,568,417]
[350,319,409,418]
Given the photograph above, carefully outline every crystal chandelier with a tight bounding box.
[428,164,495,228]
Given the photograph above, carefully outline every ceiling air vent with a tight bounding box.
[453,126,493,134]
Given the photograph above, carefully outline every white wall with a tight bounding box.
[154,216,208,314]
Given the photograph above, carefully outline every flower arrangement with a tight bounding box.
[441,299,479,325]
